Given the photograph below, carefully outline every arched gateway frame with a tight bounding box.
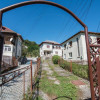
[0,1,99,99]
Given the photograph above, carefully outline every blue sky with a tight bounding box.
[0,0,100,44]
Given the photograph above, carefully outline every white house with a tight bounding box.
[61,31,100,64]
[2,26,23,65]
[39,40,62,57]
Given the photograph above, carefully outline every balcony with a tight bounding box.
[5,41,12,44]
[5,41,15,45]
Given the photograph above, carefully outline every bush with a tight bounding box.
[59,59,89,80]
[52,55,60,64]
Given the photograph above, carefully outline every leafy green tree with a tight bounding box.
[22,40,39,57]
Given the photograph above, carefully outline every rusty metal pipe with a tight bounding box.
[0,1,86,27]
[84,27,95,100]
[0,11,4,73]
[0,68,29,86]
[0,65,30,76]
[0,11,2,32]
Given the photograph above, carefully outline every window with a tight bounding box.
[5,47,7,51]
[97,38,100,44]
[56,46,58,49]
[8,47,11,51]
[64,54,66,59]
[69,52,72,58]
[4,46,11,51]
[47,45,50,48]
[64,44,66,50]
[89,36,92,44]
[13,47,15,52]
[69,41,72,47]
[59,46,61,49]
[19,41,21,46]
[76,38,80,57]
[55,51,58,54]
[52,46,54,49]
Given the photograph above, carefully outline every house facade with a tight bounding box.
[61,31,100,64]
[39,40,62,57]
[2,26,23,65]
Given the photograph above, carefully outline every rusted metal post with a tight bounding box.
[23,72,25,99]
[30,60,33,94]
[84,27,95,100]
[96,57,100,99]
[70,60,72,72]
[0,11,3,74]
[0,11,2,31]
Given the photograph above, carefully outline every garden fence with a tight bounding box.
[0,57,41,100]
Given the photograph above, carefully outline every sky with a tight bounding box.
[0,0,100,44]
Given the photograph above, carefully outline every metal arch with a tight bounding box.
[0,0,95,99]
[0,1,86,27]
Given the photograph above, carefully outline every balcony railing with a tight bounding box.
[4,41,15,45]
[5,41,12,44]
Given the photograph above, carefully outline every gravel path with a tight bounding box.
[0,58,37,100]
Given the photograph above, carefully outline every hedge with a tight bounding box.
[59,59,89,80]
[52,55,60,64]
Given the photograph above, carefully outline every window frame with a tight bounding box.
[69,41,72,47]
[47,45,50,48]
[4,46,11,52]
[69,52,72,58]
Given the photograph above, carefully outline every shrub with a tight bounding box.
[59,59,89,80]
[52,55,60,64]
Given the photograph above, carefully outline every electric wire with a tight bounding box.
[57,0,81,42]
[60,0,93,43]
[97,21,100,32]
[59,0,86,43]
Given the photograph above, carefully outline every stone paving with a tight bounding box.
[40,59,91,100]
[39,90,51,100]
[0,59,36,100]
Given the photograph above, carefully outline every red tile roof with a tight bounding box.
[39,40,61,46]
[2,26,23,41]
[61,31,100,44]
[2,26,16,33]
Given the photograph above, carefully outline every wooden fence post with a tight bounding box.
[70,60,72,72]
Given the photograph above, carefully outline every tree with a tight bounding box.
[22,40,39,57]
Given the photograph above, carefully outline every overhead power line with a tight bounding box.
[59,0,86,43]
[96,21,100,32]
[60,0,93,43]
